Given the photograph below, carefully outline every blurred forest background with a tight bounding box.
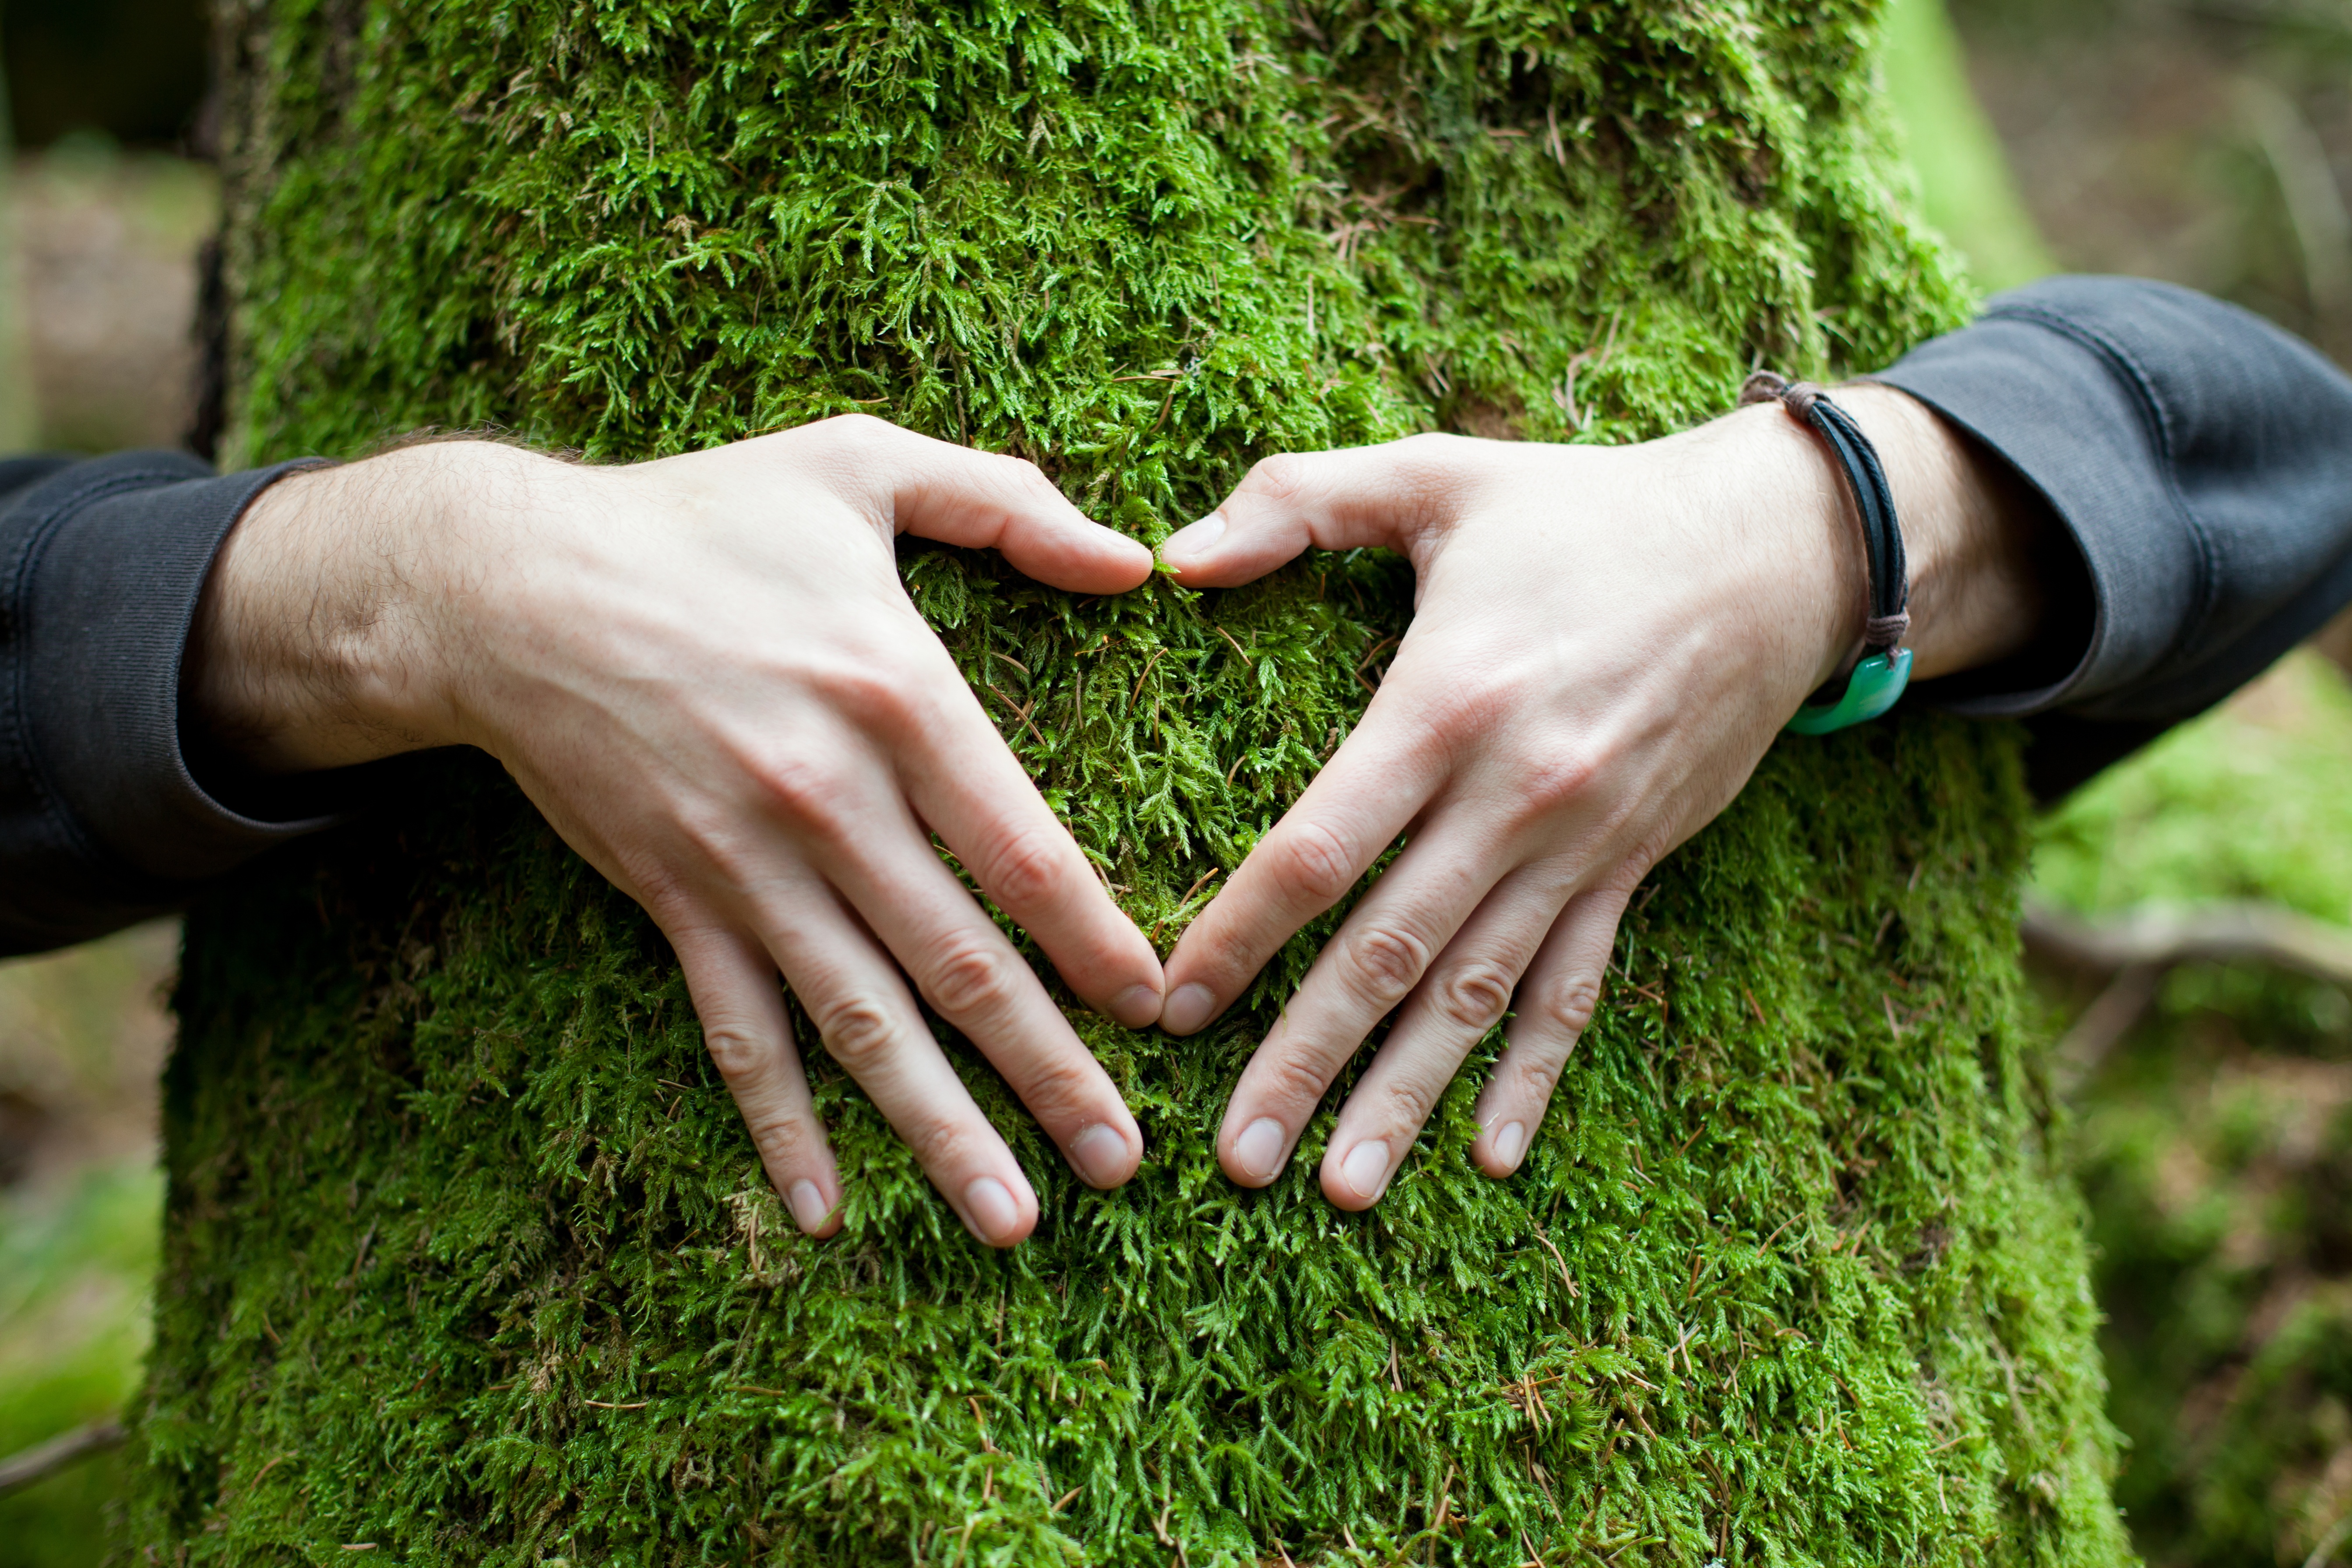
[1,0,2351,1563]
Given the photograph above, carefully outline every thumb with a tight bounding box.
[881,425,1153,594]
[1160,437,1462,588]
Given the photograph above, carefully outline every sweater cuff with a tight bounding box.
[1867,300,2206,718]
[22,452,345,883]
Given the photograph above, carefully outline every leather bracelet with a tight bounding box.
[1739,370,1913,734]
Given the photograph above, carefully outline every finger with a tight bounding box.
[828,417,1154,593]
[1158,436,1474,587]
[807,780,1145,1195]
[893,666,1164,1028]
[754,881,1047,1247]
[1469,879,1637,1178]
[1317,866,1573,1209]
[670,922,843,1238]
[1160,694,1450,1037]
[1213,815,1514,1189]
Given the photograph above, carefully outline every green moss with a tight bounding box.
[145,0,2126,1560]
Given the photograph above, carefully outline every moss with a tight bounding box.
[142,0,2127,1561]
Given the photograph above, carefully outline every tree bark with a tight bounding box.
[139,2,2129,1561]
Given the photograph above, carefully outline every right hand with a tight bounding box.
[187,416,1166,1247]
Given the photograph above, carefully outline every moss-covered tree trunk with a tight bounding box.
[137,2,2127,1561]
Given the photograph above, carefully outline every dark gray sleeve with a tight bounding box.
[0,451,348,956]
[1869,275,2352,798]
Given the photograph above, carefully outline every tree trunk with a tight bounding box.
[138,2,2127,1561]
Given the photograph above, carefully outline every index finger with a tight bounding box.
[1158,695,1451,1035]
[832,418,1155,594]
[891,660,1166,1029]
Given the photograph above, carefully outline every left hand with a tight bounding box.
[1152,386,2053,1209]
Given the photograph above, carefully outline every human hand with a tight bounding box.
[1154,387,2053,1208]
[185,416,1165,1247]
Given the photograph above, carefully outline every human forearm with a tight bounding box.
[184,440,517,773]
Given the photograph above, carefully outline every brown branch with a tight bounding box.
[2021,900,2352,990]
[2023,901,2352,1083]
[0,1419,126,1498]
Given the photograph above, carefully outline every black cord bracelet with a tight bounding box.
[1739,370,1915,733]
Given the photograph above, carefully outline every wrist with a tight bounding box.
[1829,384,2048,683]
[1708,383,2052,707]
[186,440,522,773]
[1689,401,1873,703]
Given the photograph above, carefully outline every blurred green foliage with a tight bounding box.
[0,1160,161,1567]
[1882,0,2053,291]
[0,923,174,1567]
[2037,652,2352,927]
[2037,652,2352,1568]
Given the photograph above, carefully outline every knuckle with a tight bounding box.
[824,411,893,444]
[1388,432,1474,496]
[995,451,1051,490]
[1539,973,1603,1038]
[1368,1072,1439,1133]
[895,1110,979,1171]
[1242,452,1313,507]
[1008,1054,1099,1128]
[810,991,899,1072]
[923,936,1021,1023]
[806,652,924,729]
[1256,1051,1341,1117]
[1431,958,1517,1034]
[974,826,1069,914]
[1615,839,1668,889]
[753,751,859,837]
[1338,924,1432,1012]
[702,1026,773,1083]
[1504,1050,1570,1106]
[739,1103,811,1161]
[1518,747,1600,817]
[1266,819,1362,910]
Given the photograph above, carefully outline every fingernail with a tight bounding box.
[1160,511,1227,564]
[1162,983,1216,1036]
[1490,1121,1527,1173]
[1235,1117,1289,1180]
[1111,983,1162,1028]
[962,1176,1021,1244]
[1341,1138,1391,1200]
[1070,1123,1133,1188]
[786,1179,830,1233]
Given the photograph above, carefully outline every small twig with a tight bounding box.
[582,1399,649,1410]
[1129,646,1168,708]
[2056,965,2164,1085]
[2303,1507,2352,1568]
[1530,1225,1578,1299]
[983,683,1049,749]
[1147,867,1222,944]
[0,1420,127,1498]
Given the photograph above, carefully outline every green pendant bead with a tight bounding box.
[1787,648,1915,734]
